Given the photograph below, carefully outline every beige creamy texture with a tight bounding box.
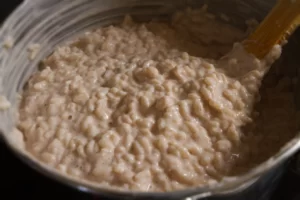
[16,8,299,191]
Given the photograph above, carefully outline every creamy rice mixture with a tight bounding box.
[16,8,299,191]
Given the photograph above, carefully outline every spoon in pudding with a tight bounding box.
[243,0,300,59]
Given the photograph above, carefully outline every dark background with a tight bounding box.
[1,1,300,200]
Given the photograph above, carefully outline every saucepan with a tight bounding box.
[0,0,300,199]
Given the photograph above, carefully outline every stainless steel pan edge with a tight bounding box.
[0,0,299,199]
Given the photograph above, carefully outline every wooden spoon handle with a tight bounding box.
[243,0,300,59]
